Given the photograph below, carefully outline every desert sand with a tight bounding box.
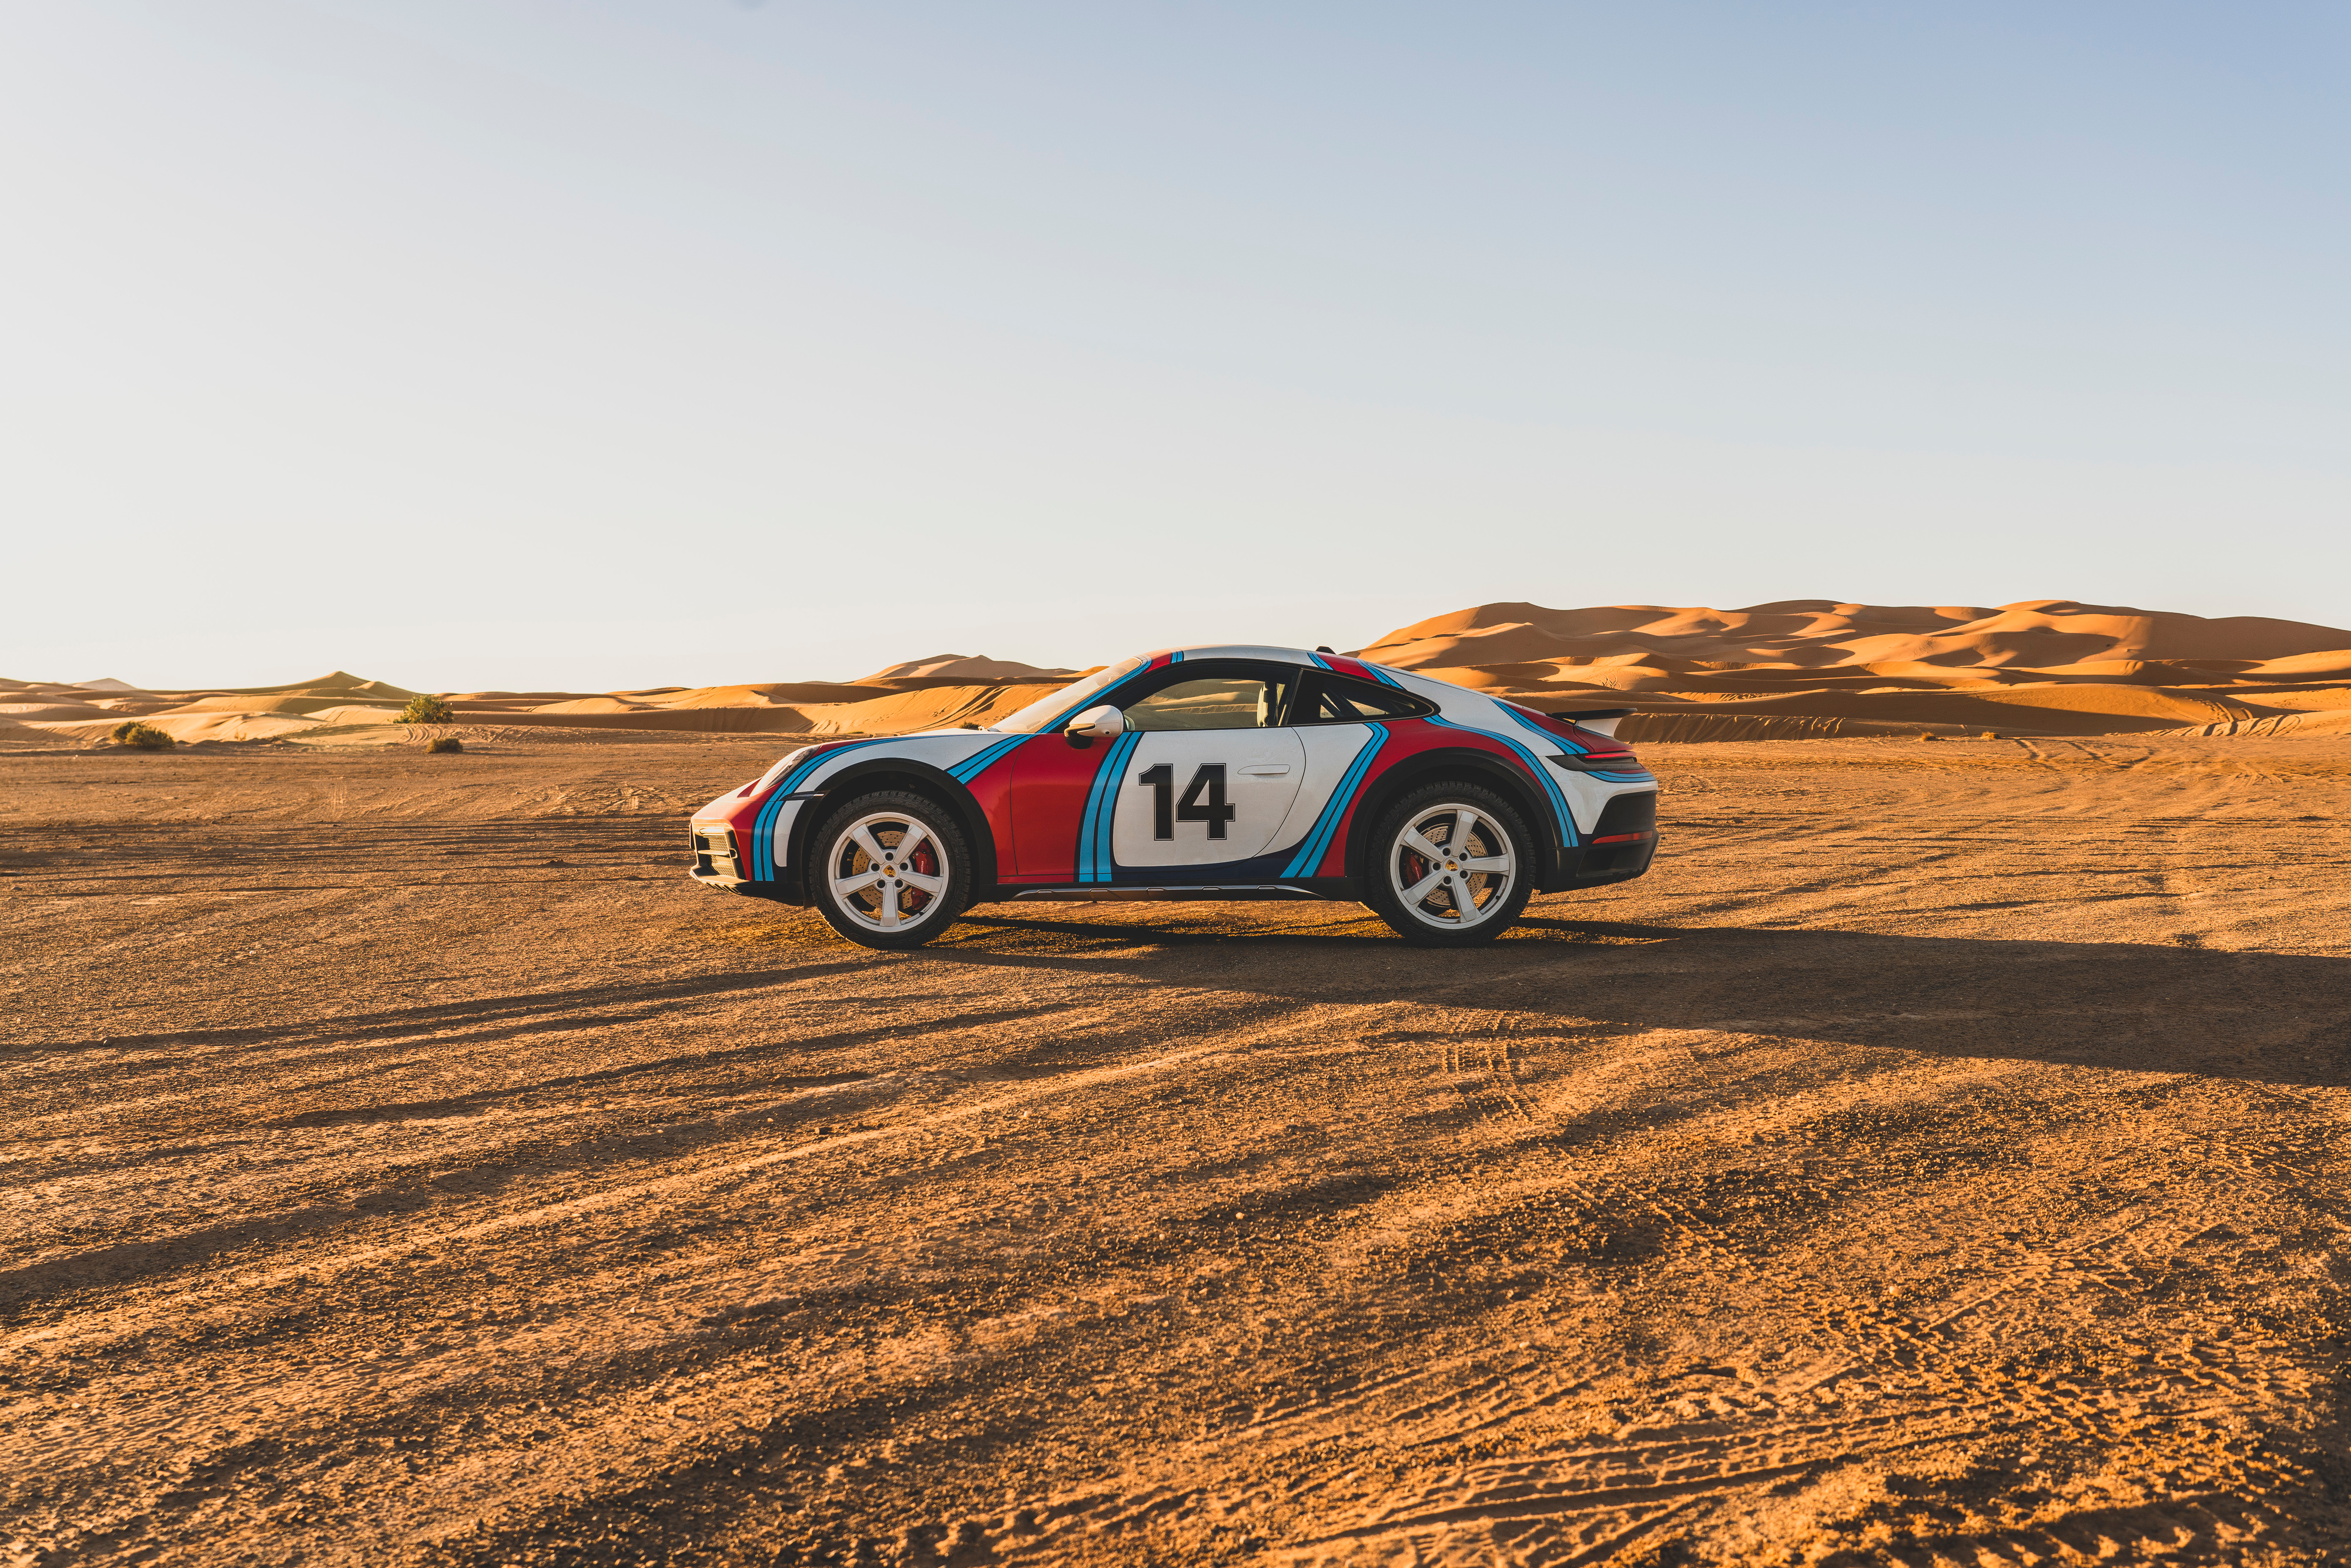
[7,600,2351,1565]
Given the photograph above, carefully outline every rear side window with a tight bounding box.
[1297,673,1434,724]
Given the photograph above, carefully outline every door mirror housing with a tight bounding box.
[1066,704,1126,739]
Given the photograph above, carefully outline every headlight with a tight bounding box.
[755,747,815,790]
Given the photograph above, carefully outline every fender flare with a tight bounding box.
[1340,746,1565,890]
[780,756,1000,904]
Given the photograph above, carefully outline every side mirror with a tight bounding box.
[1066,704,1126,739]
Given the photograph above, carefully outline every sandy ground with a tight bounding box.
[6,732,2351,1566]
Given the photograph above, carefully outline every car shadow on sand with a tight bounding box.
[929,907,2351,1091]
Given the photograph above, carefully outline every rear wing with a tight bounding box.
[1550,707,1633,738]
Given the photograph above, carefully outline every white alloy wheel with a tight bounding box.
[826,810,952,935]
[1387,801,1516,930]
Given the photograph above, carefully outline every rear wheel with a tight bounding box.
[810,790,969,950]
[1362,782,1533,946]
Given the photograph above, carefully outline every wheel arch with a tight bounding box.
[782,758,998,902]
[1340,746,1563,889]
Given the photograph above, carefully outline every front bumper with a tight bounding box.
[689,824,746,885]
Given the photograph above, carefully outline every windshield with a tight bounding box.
[989,656,1146,733]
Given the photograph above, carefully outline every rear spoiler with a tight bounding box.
[1555,707,1634,738]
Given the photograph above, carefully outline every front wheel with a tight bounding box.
[1361,782,1534,946]
[809,790,970,950]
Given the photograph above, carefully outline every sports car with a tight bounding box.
[686,647,1658,949]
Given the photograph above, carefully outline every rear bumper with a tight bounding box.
[1546,787,1659,889]
[1557,830,1657,886]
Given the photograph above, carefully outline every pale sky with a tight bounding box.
[5,2,2346,691]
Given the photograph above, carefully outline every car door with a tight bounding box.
[1110,731,1305,872]
[1108,668,1303,872]
[1009,661,1305,880]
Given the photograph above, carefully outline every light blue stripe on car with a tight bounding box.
[1425,715,1579,846]
[750,737,901,880]
[945,734,1027,783]
[1281,725,1386,878]
[1076,731,1141,882]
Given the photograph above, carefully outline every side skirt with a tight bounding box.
[995,883,1346,904]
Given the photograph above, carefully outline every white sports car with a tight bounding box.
[688,647,1657,949]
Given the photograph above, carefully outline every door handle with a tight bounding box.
[1239,764,1291,776]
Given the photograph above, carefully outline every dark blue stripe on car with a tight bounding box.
[749,738,901,881]
[1424,715,1579,847]
[1076,731,1141,882]
[1499,703,1586,755]
[1282,725,1387,877]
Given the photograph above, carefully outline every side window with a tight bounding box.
[1298,673,1432,724]
[1122,674,1290,731]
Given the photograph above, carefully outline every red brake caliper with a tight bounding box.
[908,839,938,909]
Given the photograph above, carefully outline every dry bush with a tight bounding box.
[109,721,175,750]
[396,694,457,725]
[426,736,464,754]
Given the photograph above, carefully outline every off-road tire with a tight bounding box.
[1361,780,1535,946]
[810,790,971,950]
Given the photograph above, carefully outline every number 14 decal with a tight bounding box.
[1136,763,1236,840]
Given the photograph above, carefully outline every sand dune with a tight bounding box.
[28,712,331,745]
[635,682,880,708]
[2153,708,2351,739]
[1352,599,2351,741]
[8,602,2349,749]
[859,653,1075,683]
[1358,599,2351,670]
[0,702,117,719]
[0,717,75,746]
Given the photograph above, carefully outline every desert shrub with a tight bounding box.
[110,721,174,749]
[396,693,457,725]
[426,736,464,754]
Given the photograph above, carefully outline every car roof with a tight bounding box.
[1151,644,1341,667]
